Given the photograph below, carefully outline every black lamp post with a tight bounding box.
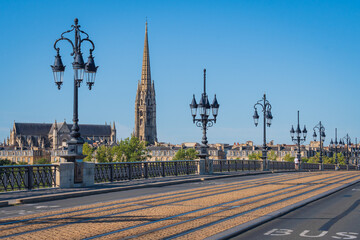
[342,134,351,170]
[354,138,358,169]
[190,69,219,174]
[51,18,98,164]
[330,128,343,169]
[290,111,307,170]
[313,121,325,170]
[253,94,273,171]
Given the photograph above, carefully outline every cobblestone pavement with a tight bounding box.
[0,171,359,240]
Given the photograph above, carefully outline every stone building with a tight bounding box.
[134,22,157,145]
[7,121,116,150]
[1,121,116,164]
[147,143,229,161]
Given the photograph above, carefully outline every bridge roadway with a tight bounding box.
[0,172,359,239]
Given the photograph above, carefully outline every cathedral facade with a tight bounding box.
[7,120,116,150]
[134,22,157,145]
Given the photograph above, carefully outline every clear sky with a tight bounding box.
[1,0,360,146]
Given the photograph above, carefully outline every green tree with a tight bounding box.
[0,159,15,166]
[248,152,262,160]
[112,136,149,162]
[95,145,113,163]
[34,158,51,164]
[333,153,345,165]
[268,150,277,161]
[83,142,94,162]
[283,154,294,162]
[301,157,309,163]
[17,161,28,165]
[173,148,198,160]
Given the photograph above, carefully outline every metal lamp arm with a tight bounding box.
[254,102,264,111]
[194,119,215,129]
[80,38,95,53]
[60,27,75,38]
[265,103,272,111]
[78,29,89,39]
[54,37,75,55]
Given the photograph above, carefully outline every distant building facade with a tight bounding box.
[134,22,157,145]
[1,121,116,164]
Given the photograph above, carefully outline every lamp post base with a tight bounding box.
[198,153,212,175]
[262,158,268,171]
[61,141,86,183]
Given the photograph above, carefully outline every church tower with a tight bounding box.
[134,22,157,145]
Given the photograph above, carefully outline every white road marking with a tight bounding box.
[264,229,359,239]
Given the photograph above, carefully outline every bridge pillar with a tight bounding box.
[56,162,95,188]
[199,159,213,175]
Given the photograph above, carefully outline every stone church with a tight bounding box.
[134,22,157,145]
[7,120,116,150]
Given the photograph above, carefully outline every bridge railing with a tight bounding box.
[323,164,335,170]
[268,161,295,170]
[212,160,262,172]
[0,164,58,192]
[94,160,200,183]
[302,162,320,170]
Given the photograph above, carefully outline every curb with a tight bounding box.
[7,170,284,206]
[206,178,360,240]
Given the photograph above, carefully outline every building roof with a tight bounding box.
[15,123,52,136]
[14,122,111,137]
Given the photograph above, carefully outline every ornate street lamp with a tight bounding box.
[51,18,98,168]
[190,69,219,174]
[290,111,307,170]
[313,121,325,170]
[253,93,273,171]
[330,128,342,169]
[342,134,351,170]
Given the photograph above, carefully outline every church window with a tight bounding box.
[140,119,143,126]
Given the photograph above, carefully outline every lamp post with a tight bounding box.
[354,138,358,169]
[51,19,98,180]
[190,69,219,174]
[290,111,307,170]
[313,121,325,171]
[253,94,273,171]
[330,128,343,170]
[342,134,351,170]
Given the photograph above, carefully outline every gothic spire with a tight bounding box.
[141,21,151,87]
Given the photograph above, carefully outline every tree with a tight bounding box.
[112,136,149,162]
[268,150,277,161]
[173,148,198,160]
[333,153,345,165]
[17,161,28,165]
[248,152,262,160]
[83,142,94,162]
[34,158,51,164]
[301,158,309,163]
[283,154,294,162]
[0,159,14,166]
[95,145,113,163]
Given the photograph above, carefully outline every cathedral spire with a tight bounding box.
[141,21,151,87]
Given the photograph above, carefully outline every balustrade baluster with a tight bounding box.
[27,166,33,190]
[162,162,165,177]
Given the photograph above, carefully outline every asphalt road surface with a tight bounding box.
[232,181,360,240]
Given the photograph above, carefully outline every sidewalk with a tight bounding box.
[0,170,279,207]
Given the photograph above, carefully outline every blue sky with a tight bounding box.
[1,0,360,145]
